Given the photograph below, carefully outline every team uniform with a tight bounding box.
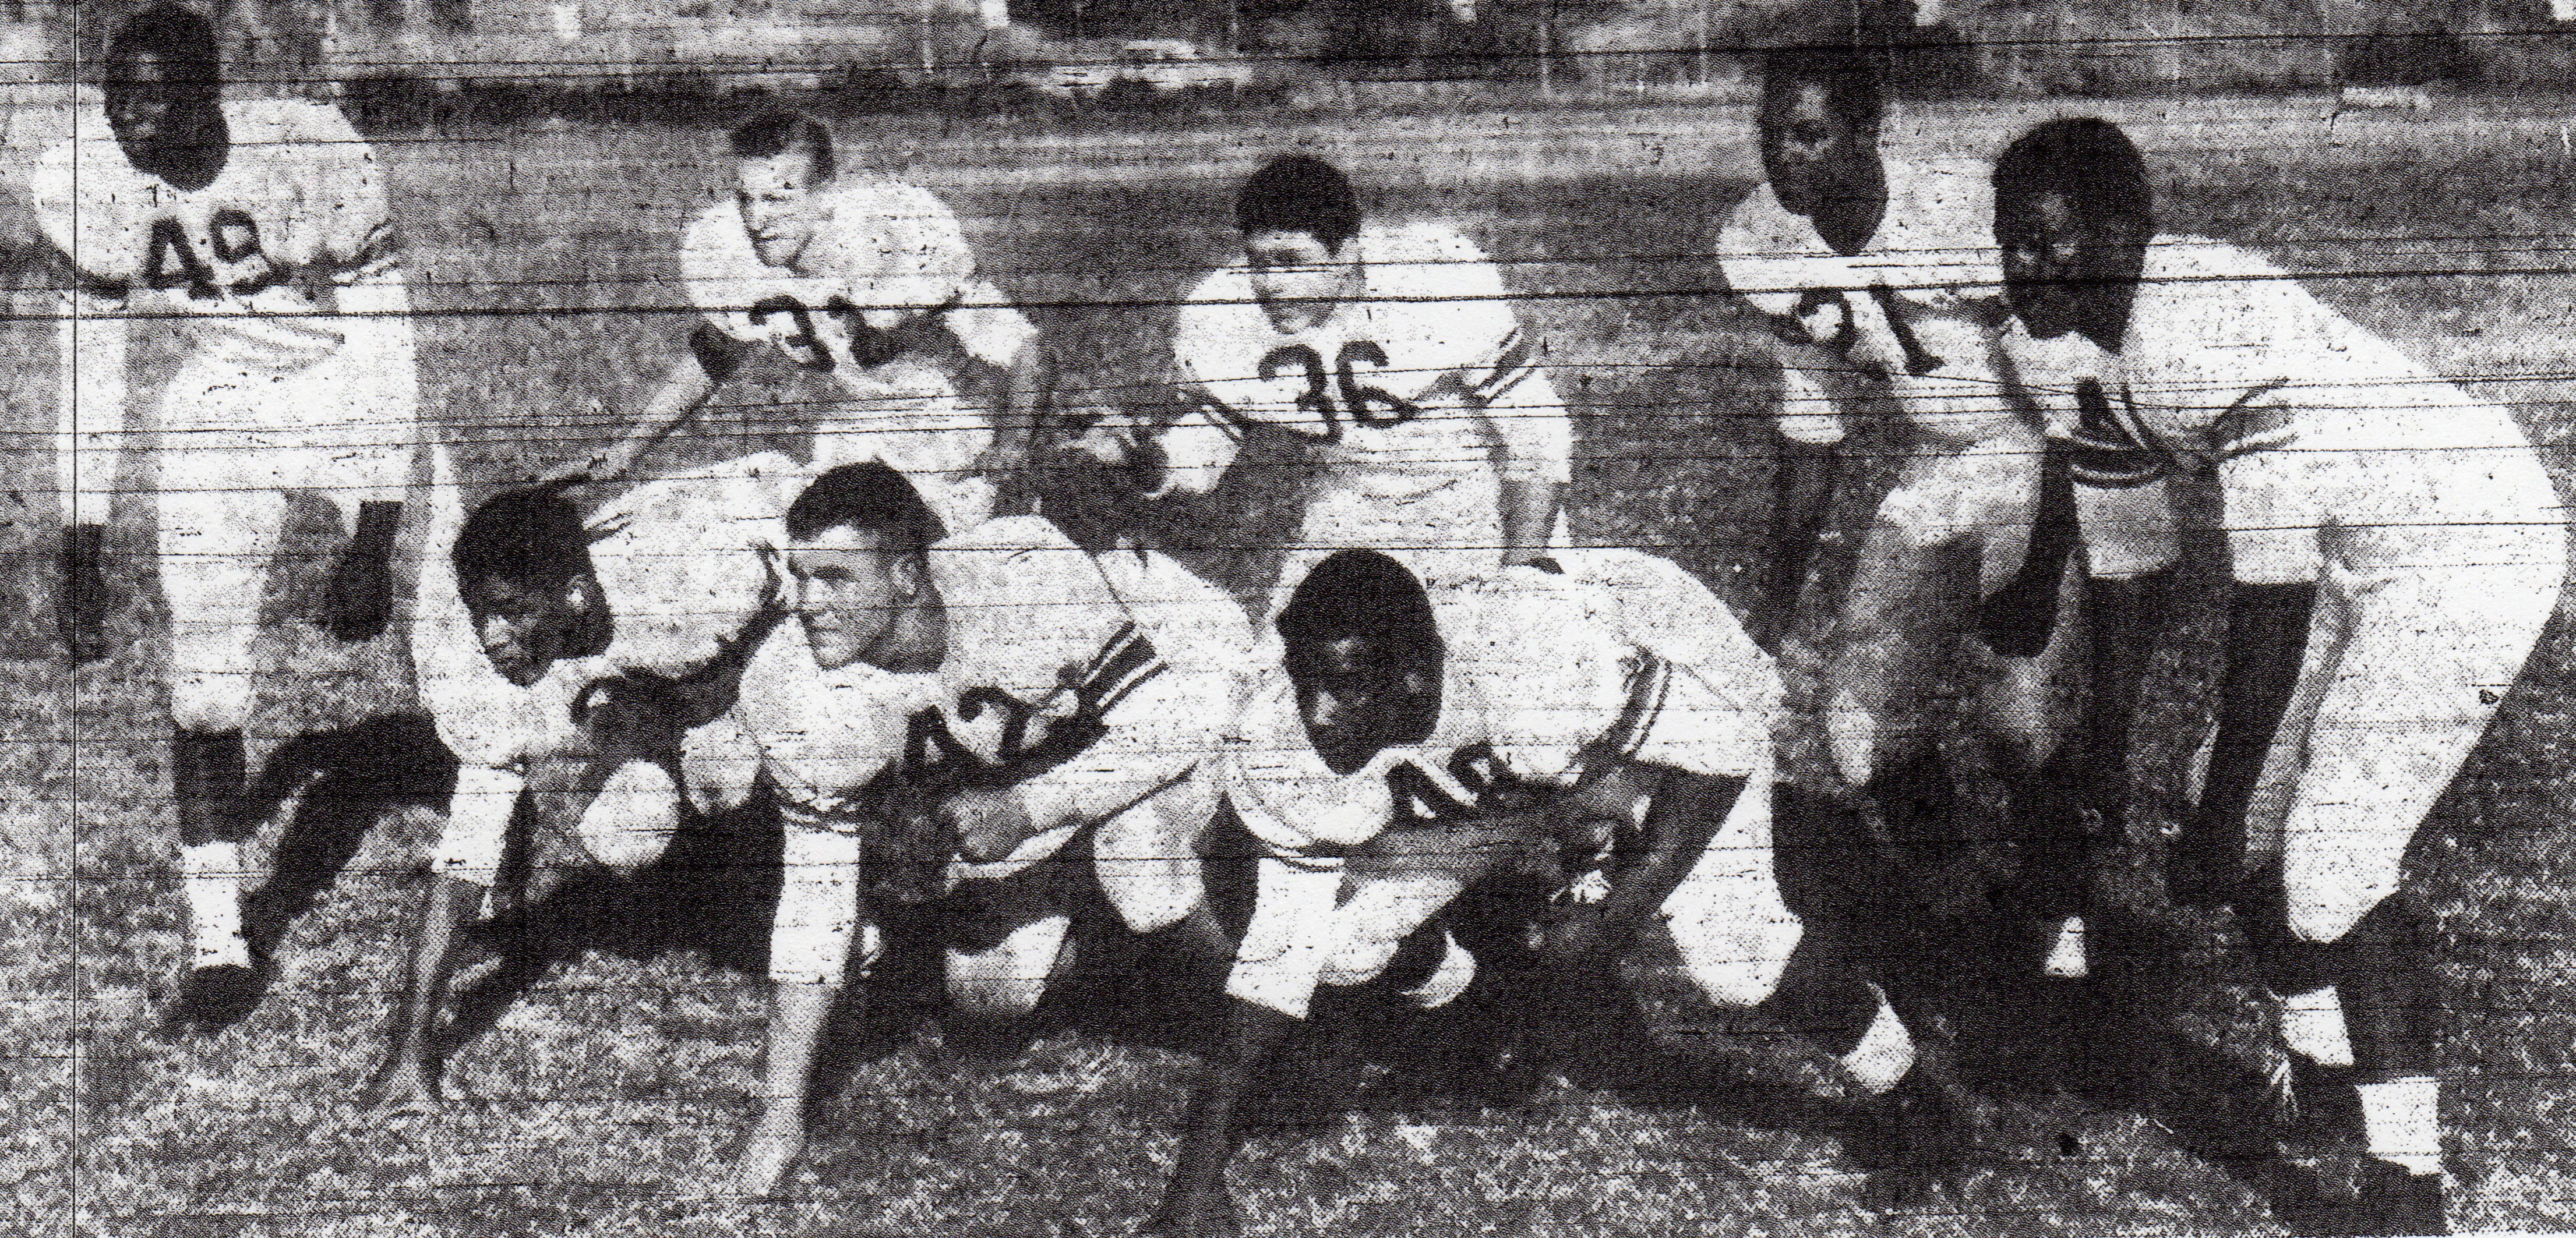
[2001,237,2565,947]
[414,451,793,889]
[735,515,1250,1012]
[679,180,1036,536]
[1220,550,1806,1025]
[1717,160,2073,784]
[33,95,416,727]
[1164,222,1572,602]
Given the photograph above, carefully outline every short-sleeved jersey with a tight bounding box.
[742,516,1248,831]
[1999,237,2558,578]
[1223,550,1780,855]
[678,179,1035,412]
[417,453,798,773]
[1717,159,2012,438]
[33,97,398,372]
[1169,221,1571,500]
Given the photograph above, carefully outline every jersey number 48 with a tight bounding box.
[143,212,278,300]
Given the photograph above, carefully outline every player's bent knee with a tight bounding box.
[946,913,1072,1020]
[1319,932,1404,989]
[1671,914,1804,1009]
[577,761,681,876]
[170,680,255,735]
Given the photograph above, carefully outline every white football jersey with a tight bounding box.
[32,97,398,372]
[1717,158,2013,439]
[417,454,797,773]
[2000,237,2557,579]
[740,516,1243,832]
[1169,221,1571,501]
[678,178,1035,414]
[1225,551,1779,855]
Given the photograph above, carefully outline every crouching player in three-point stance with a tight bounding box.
[1718,45,2100,982]
[1146,550,1938,1238]
[722,462,1249,1197]
[1992,117,2565,1236]
[368,452,791,1112]
[36,3,420,1027]
[564,109,1046,536]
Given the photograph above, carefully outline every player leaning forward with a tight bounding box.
[1092,153,1569,597]
[1993,117,2564,1235]
[1718,45,2102,980]
[36,3,419,1018]
[1146,550,1938,1237]
[367,453,792,1112]
[570,110,1044,536]
[722,462,1250,1195]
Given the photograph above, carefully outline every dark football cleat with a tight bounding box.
[2284,1159,2448,1236]
[1850,1061,1974,1207]
[158,961,267,1037]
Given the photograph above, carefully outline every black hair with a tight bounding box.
[105,3,220,87]
[453,482,591,594]
[727,109,837,183]
[782,461,946,551]
[1276,550,1441,680]
[1235,154,1362,252]
[1759,44,1883,132]
[1993,116,2155,248]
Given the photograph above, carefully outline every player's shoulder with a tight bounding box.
[819,176,952,224]
[230,95,366,149]
[1361,220,1504,293]
[930,515,1102,607]
[2141,234,2291,284]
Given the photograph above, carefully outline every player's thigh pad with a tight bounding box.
[432,763,523,887]
[1225,851,1347,1020]
[1320,820,1526,988]
[573,759,682,875]
[1092,770,1216,935]
[1660,761,1802,1009]
[156,482,289,730]
[167,356,416,502]
[1874,434,2039,574]
[771,813,874,986]
[681,709,764,818]
[945,876,1074,1020]
[2279,557,2556,943]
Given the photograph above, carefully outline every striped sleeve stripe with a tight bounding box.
[1069,622,1166,717]
[1178,387,1250,440]
[1603,651,1672,766]
[1470,330,1542,402]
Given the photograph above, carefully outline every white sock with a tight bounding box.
[1400,931,1476,1011]
[2043,915,2088,980]
[1839,985,1917,1096]
[2279,985,2356,1069]
[2356,1075,2444,1176]
[179,841,249,970]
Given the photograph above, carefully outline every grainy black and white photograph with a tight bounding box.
[7,0,2576,1233]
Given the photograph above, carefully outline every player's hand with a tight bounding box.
[359,1055,443,1117]
[940,787,1038,865]
[1793,296,1851,351]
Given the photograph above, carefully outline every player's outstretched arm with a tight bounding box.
[1542,765,1741,975]
[364,868,482,1115]
[551,326,743,484]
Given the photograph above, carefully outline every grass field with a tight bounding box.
[7,93,2576,1237]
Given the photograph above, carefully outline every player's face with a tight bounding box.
[1289,634,1433,775]
[464,574,588,687]
[736,149,828,270]
[1999,188,2141,346]
[786,525,916,671]
[1244,229,1358,334]
[1760,82,1873,217]
[104,49,218,171]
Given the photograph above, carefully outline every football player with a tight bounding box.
[1146,549,1943,1238]
[34,2,419,1025]
[1080,153,1571,604]
[718,462,1248,1196]
[364,451,792,1113]
[1991,116,2566,1235]
[562,109,1046,537]
[1717,45,2099,981]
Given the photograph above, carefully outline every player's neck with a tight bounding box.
[137,106,230,193]
[1807,161,1888,257]
[867,591,948,673]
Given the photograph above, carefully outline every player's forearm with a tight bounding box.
[1498,477,1563,567]
[1587,771,1741,948]
[601,352,724,476]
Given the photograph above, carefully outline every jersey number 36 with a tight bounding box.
[1259,340,1421,440]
